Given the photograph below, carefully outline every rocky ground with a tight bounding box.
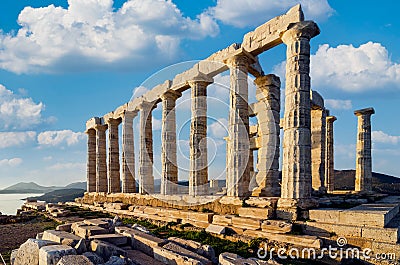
[0,215,58,263]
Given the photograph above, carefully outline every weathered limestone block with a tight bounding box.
[153,246,203,265]
[225,51,253,198]
[115,227,165,257]
[308,209,341,223]
[73,224,109,239]
[205,224,226,235]
[361,227,399,244]
[354,107,375,192]
[237,207,273,219]
[90,240,126,261]
[88,234,128,246]
[243,230,322,249]
[163,242,212,265]
[39,245,76,265]
[42,230,82,247]
[56,224,72,233]
[167,237,216,262]
[231,216,261,230]
[188,75,213,196]
[278,21,320,218]
[261,220,292,234]
[13,239,58,265]
[212,215,233,226]
[56,255,93,265]
[83,218,111,229]
[86,128,97,193]
[95,124,108,193]
[325,115,336,192]
[161,90,181,195]
[125,250,164,265]
[106,117,122,193]
[187,212,214,223]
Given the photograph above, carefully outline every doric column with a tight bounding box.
[106,118,122,193]
[188,75,213,196]
[160,90,181,195]
[354,107,375,192]
[121,111,138,193]
[311,107,327,192]
[224,51,254,198]
[95,123,108,193]
[252,74,281,197]
[138,101,155,194]
[278,21,320,215]
[325,115,336,193]
[86,128,96,193]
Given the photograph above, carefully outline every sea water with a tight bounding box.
[0,193,43,215]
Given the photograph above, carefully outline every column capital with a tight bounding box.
[161,90,182,101]
[224,48,256,68]
[280,21,320,44]
[354,107,375,116]
[106,117,122,126]
[94,124,107,132]
[188,72,213,87]
[138,100,157,112]
[122,110,138,120]
[326,116,337,123]
[254,74,281,88]
[85,128,96,135]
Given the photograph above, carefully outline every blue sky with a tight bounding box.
[0,0,399,188]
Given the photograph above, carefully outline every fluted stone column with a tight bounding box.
[107,118,122,193]
[311,107,326,192]
[278,21,320,216]
[139,101,155,194]
[354,107,375,192]
[161,90,181,195]
[225,51,254,198]
[325,115,336,193]
[122,111,138,193]
[86,128,96,193]
[95,124,108,193]
[252,74,281,197]
[189,76,213,196]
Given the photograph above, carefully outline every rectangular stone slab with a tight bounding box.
[231,216,261,230]
[42,230,82,246]
[73,225,109,239]
[237,207,273,219]
[83,218,111,229]
[89,234,128,246]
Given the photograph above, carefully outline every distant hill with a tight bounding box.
[65,182,87,190]
[0,181,87,194]
[335,170,400,194]
[27,188,85,203]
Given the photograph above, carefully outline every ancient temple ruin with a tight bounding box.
[84,5,375,220]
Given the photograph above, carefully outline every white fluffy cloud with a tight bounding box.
[209,118,228,138]
[311,42,400,91]
[207,0,334,28]
[325,99,352,110]
[0,131,37,148]
[0,0,219,73]
[37,130,86,147]
[0,85,48,130]
[372,131,400,145]
[0,158,23,167]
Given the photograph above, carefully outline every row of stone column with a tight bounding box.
[86,79,215,196]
